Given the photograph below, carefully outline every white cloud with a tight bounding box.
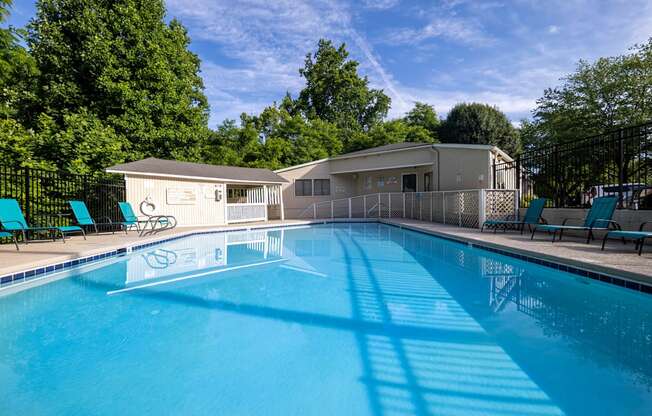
[362,0,399,10]
[167,0,404,126]
[385,16,493,46]
[547,25,559,34]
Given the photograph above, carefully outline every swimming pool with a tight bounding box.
[1,223,651,415]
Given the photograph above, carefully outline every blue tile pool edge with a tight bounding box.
[0,220,373,291]
[1,219,651,296]
[380,221,652,296]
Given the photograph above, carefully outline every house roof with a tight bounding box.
[274,142,513,173]
[332,142,433,159]
[106,158,288,184]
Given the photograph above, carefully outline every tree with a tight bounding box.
[296,39,390,133]
[403,102,439,142]
[526,38,652,146]
[439,102,521,156]
[27,0,210,168]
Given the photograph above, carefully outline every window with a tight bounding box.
[314,179,331,196]
[424,172,433,192]
[402,174,417,192]
[295,179,313,196]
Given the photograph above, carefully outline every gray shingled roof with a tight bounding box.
[106,158,287,183]
[332,142,432,159]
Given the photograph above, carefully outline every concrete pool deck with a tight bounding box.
[1,218,650,287]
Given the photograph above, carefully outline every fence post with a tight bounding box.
[378,193,381,218]
[313,204,316,219]
[403,193,406,218]
[618,129,624,208]
[330,200,334,219]
[492,160,496,189]
[478,189,486,229]
[443,192,446,224]
[348,198,352,218]
[363,197,366,218]
[515,157,521,195]
[24,167,31,224]
[388,193,391,218]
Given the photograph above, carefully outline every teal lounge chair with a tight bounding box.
[0,198,85,245]
[482,198,547,234]
[118,202,145,233]
[0,231,19,250]
[69,200,117,234]
[602,222,651,256]
[118,202,177,236]
[531,196,619,243]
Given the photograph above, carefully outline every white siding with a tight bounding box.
[125,174,226,227]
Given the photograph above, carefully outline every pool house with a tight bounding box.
[105,158,287,226]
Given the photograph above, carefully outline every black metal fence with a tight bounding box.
[0,165,126,228]
[493,122,652,209]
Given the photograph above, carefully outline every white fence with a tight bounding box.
[299,190,518,229]
[226,203,267,223]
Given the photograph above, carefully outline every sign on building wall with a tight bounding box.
[166,187,197,205]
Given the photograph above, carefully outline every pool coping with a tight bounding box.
[1,219,651,296]
[379,219,652,296]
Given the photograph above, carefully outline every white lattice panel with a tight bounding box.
[389,193,404,218]
[485,190,517,221]
[350,196,364,218]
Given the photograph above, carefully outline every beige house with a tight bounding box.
[106,158,287,227]
[275,142,513,219]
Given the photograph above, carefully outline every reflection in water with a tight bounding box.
[125,230,284,285]
[1,223,651,416]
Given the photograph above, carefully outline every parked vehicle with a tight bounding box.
[582,183,651,209]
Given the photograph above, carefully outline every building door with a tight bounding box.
[424,172,432,192]
[402,174,417,192]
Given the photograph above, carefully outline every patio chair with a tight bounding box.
[0,198,85,245]
[530,196,619,243]
[0,231,19,250]
[69,200,117,234]
[601,222,652,256]
[481,198,547,234]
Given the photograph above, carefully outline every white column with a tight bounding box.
[478,189,486,229]
[378,193,381,218]
[279,185,285,221]
[263,185,268,222]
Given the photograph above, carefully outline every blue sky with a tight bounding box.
[8,0,652,127]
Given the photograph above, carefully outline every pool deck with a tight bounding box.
[1,218,650,287]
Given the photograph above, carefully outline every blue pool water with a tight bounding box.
[1,223,651,415]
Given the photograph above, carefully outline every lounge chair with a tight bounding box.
[481,198,547,234]
[0,198,85,245]
[0,231,19,250]
[531,196,619,243]
[602,222,651,256]
[69,200,117,234]
[118,202,176,236]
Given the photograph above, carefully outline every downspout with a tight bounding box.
[430,146,440,191]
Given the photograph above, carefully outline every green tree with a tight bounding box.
[27,0,210,169]
[296,39,390,133]
[0,0,41,167]
[526,38,652,146]
[403,102,439,142]
[439,102,521,156]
